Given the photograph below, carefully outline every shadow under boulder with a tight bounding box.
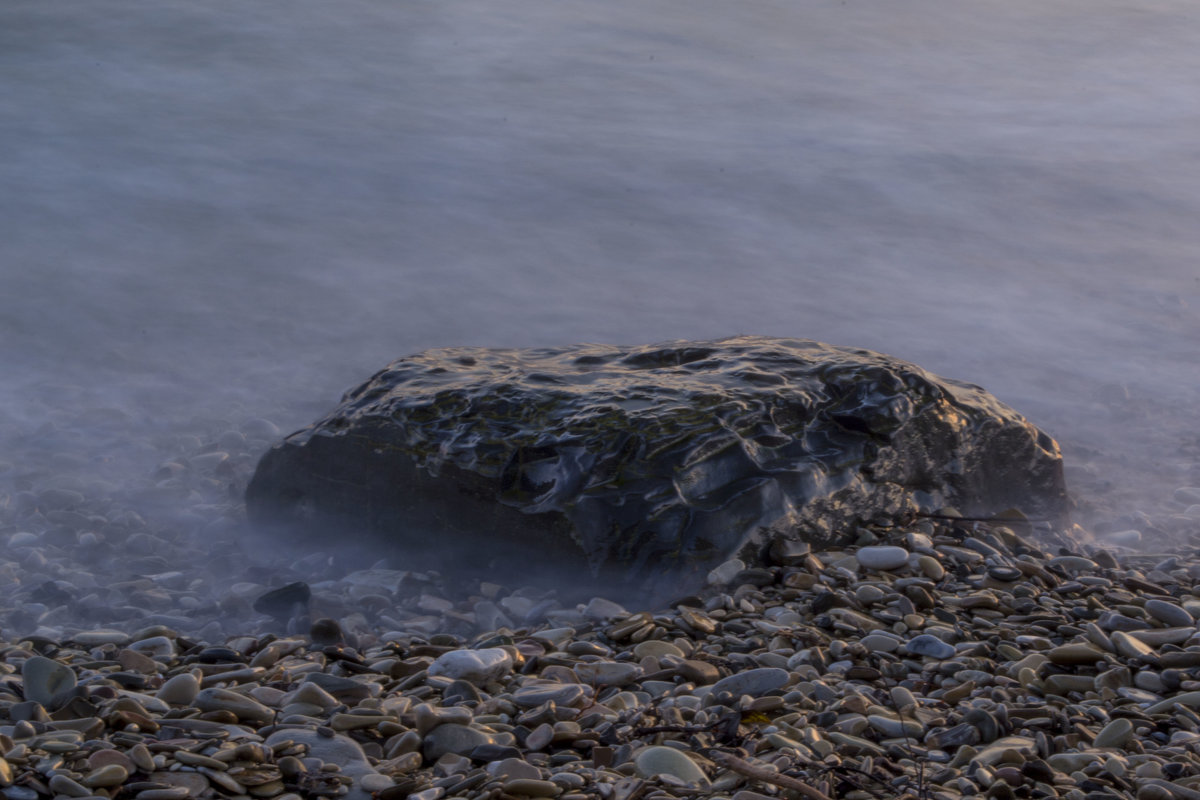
[245,336,1069,602]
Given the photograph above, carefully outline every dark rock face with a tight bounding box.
[246,337,1068,599]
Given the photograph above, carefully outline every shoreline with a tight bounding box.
[3,413,1200,799]
[3,514,1200,799]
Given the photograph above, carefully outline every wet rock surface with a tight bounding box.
[246,337,1069,599]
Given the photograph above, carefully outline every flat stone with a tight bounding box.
[303,673,376,703]
[127,635,176,659]
[1098,612,1150,632]
[917,556,945,580]
[82,765,129,788]
[1145,691,1200,714]
[856,546,910,571]
[710,667,790,698]
[510,683,591,708]
[88,750,134,772]
[635,745,710,787]
[428,648,513,685]
[1047,753,1102,772]
[928,722,980,749]
[117,648,158,674]
[501,779,561,798]
[1047,642,1106,665]
[70,629,131,646]
[48,775,90,797]
[1174,487,1200,505]
[1145,599,1194,628]
[573,661,643,686]
[860,633,902,653]
[633,641,684,660]
[359,775,394,793]
[582,597,628,621]
[1047,556,1098,573]
[867,714,923,738]
[1129,627,1195,646]
[707,558,746,586]
[971,736,1037,767]
[1043,674,1097,695]
[1161,651,1200,669]
[1093,718,1133,749]
[905,634,956,659]
[1111,630,1156,660]
[21,655,77,707]
[485,758,542,781]
[156,673,200,706]
[676,659,721,685]
[193,687,274,724]
[246,338,1069,601]
[422,723,498,760]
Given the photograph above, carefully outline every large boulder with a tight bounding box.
[246,337,1068,599]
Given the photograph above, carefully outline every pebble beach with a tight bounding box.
[5,411,1200,800]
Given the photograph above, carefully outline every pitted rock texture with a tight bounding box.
[246,337,1068,598]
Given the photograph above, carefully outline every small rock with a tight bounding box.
[486,758,542,781]
[82,764,130,789]
[1145,599,1194,628]
[676,659,721,685]
[574,661,643,686]
[917,556,946,580]
[510,683,591,708]
[501,779,561,798]
[1174,487,1200,505]
[635,745,710,787]
[127,635,176,658]
[21,655,77,707]
[193,687,274,724]
[633,640,684,660]
[856,546,910,571]
[582,597,628,621]
[860,633,902,653]
[1047,642,1106,665]
[867,714,923,738]
[707,558,746,586]
[422,723,498,760]
[157,673,200,705]
[905,634,956,659]
[1093,718,1133,749]
[428,648,513,685]
[710,667,790,698]
[71,629,131,646]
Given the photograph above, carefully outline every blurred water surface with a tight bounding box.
[3,0,1199,515]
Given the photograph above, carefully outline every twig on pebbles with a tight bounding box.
[704,750,835,800]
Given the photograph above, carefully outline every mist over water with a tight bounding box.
[4,0,1200,554]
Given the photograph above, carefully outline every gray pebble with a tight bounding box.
[710,667,789,698]
[905,634,956,659]
[1145,599,1195,628]
[428,648,512,685]
[422,723,498,760]
[21,655,77,707]
[635,745,709,787]
[856,546,910,571]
